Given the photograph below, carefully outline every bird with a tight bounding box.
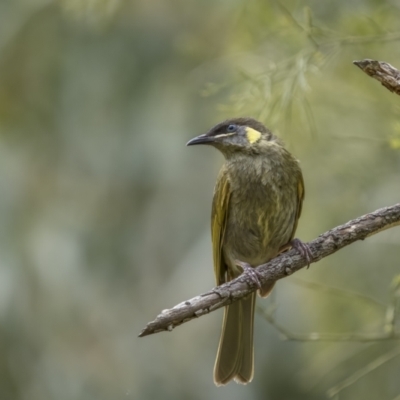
[187,117,310,386]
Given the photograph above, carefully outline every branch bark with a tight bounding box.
[139,204,400,337]
[353,59,400,94]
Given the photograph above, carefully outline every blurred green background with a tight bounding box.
[1,0,400,399]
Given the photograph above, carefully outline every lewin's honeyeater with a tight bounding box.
[187,117,310,386]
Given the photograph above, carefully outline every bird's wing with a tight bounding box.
[290,170,305,240]
[211,167,231,286]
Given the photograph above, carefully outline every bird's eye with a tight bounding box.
[227,124,237,132]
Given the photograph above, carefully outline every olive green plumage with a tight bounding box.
[187,117,305,386]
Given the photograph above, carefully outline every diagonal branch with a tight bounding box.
[139,204,400,337]
[353,59,400,95]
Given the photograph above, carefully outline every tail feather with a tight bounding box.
[213,293,256,385]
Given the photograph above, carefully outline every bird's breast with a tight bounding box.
[223,155,299,267]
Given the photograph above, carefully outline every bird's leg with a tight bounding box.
[278,239,312,267]
[289,238,313,268]
[235,260,262,290]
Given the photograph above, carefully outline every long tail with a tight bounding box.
[213,292,256,385]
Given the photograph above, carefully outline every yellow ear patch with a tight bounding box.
[245,127,262,144]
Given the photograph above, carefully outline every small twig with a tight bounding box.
[288,277,387,309]
[299,344,375,393]
[353,59,400,95]
[258,277,400,342]
[327,346,400,398]
[385,276,400,335]
[139,204,400,337]
[257,277,400,342]
[257,305,399,342]
[278,3,319,49]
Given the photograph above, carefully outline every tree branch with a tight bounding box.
[139,204,400,337]
[353,59,400,95]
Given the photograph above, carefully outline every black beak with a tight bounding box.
[186,134,215,146]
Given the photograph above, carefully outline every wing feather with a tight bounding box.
[211,167,231,286]
[289,170,305,240]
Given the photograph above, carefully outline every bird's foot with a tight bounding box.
[235,260,262,289]
[290,238,313,268]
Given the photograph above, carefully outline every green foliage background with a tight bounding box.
[1,0,400,399]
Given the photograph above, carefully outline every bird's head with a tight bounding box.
[186,117,277,157]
